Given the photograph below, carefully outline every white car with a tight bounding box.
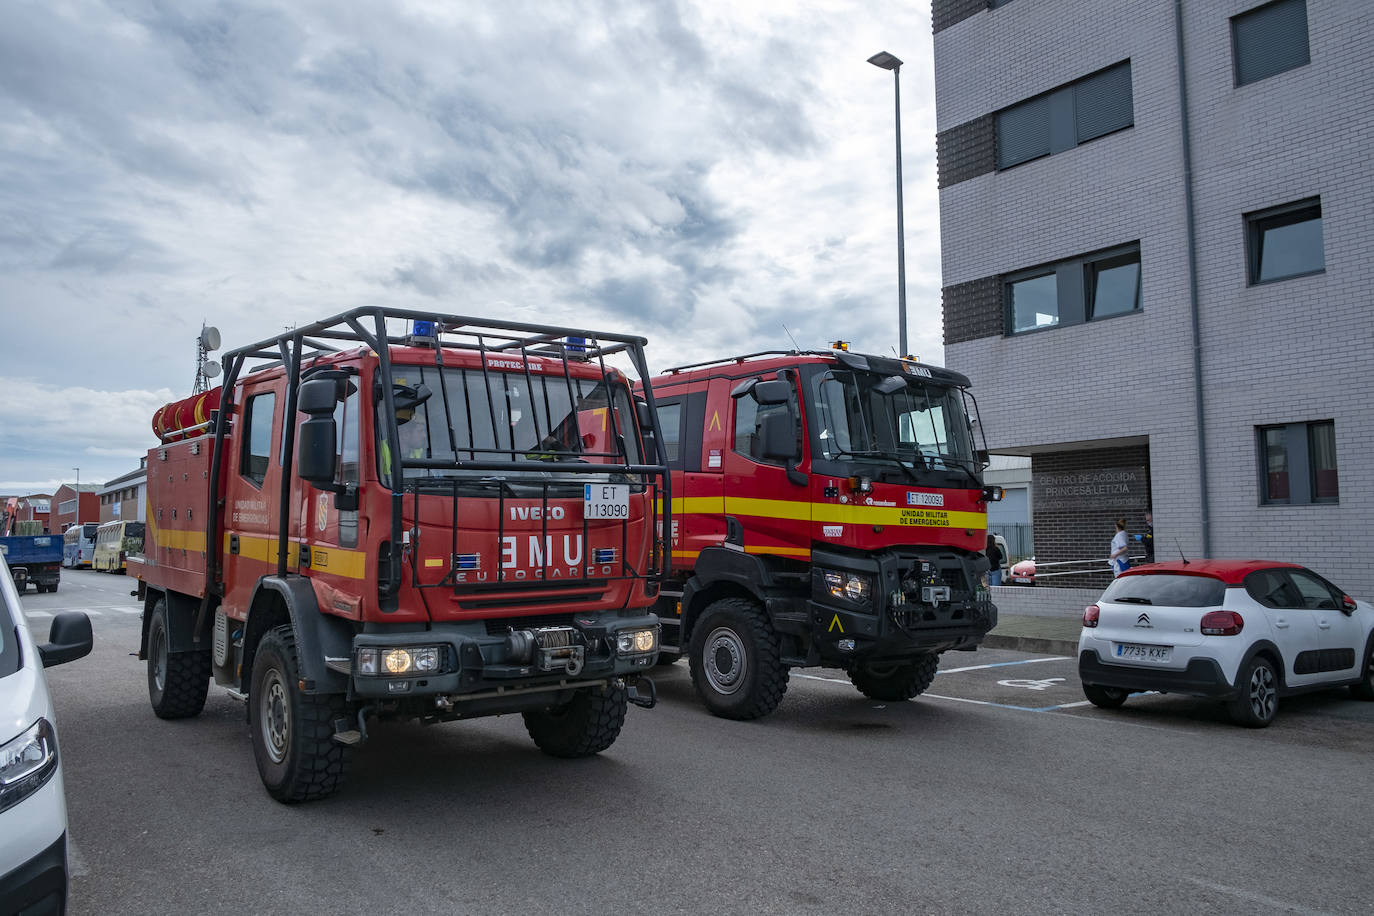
[1078,560,1374,727]
[0,553,92,912]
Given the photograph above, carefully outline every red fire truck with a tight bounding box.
[644,347,1000,719]
[131,308,669,802]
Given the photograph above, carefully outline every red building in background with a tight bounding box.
[52,484,101,532]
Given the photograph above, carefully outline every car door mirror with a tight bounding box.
[1342,594,1358,614]
[759,411,798,461]
[39,611,93,667]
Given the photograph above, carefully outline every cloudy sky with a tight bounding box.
[0,0,942,494]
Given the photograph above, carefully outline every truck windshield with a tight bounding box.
[379,365,640,488]
[812,370,977,477]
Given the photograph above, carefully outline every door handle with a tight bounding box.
[1317,621,1331,630]
[229,534,240,555]
[1274,618,1288,628]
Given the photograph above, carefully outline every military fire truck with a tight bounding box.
[131,308,669,802]
[644,347,1000,719]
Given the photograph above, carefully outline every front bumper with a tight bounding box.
[1079,650,1236,699]
[0,832,66,916]
[809,547,996,663]
[346,611,660,700]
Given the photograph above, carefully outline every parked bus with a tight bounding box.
[63,522,99,568]
[92,520,145,573]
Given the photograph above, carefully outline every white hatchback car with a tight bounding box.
[1078,560,1374,727]
[1,553,92,913]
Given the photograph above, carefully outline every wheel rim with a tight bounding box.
[151,624,167,693]
[1248,665,1276,720]
[703,626,748,696]
[261,669,291,764]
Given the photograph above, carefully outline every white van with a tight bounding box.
[0,552,93,910]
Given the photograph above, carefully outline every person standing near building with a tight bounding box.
[1109,518,1130,577]
[985,534,1003,587]
[1137,511,1155,564]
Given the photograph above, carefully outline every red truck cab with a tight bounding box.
[643,348,999,719]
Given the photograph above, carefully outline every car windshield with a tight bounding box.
[379,365,640,489]
[811,370,977,476]
[1101,573,1226,608]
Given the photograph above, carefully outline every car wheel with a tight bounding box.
[1350,638,1374,701]
[1082,683,1128,709]
[688,597,788,720]
[1228,655,1279,727]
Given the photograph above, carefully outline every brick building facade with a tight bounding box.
[933,0,1374,592]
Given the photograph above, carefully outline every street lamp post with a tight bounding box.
[868,50,908,357]
[72,468,80,524]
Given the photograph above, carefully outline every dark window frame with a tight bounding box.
[1256,420,1337,506]
[1245,197,1324,285]
[996,60,1133,171]
[1231,0,1311,88]
[1004,242,1142,337]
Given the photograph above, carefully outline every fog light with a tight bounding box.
[616,628,658,656]
[357,648,379,676]
[384,649,412,674]
[837,639,856,652]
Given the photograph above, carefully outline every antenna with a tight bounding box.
[1175,539,1189,565]
[194,323,221,394]
[780,324,801,352]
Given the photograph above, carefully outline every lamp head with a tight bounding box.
[867,51,903,71]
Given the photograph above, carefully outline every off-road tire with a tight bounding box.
[1083,683,1129,709]
[523,683,628,758]
[688,597,788,720]
[1227,655,1279,728]
[147,598,210,719]
[848,654,940,701]
[250,625,351,803]
[1350,638,1374,700]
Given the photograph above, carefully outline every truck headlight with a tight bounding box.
[356,646,444,676]
[0,718,59,814]
[821,569,872,606]
[615,627,658,656]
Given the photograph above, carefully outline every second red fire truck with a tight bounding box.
[645,346,1000,719]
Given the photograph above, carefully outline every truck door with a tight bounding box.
[295,377,367,621]
[671,379,719,564]
[221,381,287,621]
[717,374,809,561]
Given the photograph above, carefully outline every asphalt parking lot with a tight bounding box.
[23,570,1374,915]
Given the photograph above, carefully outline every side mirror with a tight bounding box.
[298,377,342,415]
[635,399,654,430]
[297,416,339,484]
[976,449,990,466]
[1343,594,1358,614]
[39,611,93,667]
[759,411,798,461]
[753,379,792,406]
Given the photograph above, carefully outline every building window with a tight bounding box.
[1006,243,1141,335]
[997,61,1132,170]
[1088,249,1142,319]
[1258,420,1337,505]
[1232,0,1310,87]
[1009,272,1059,333]
[1247,198,1323,284]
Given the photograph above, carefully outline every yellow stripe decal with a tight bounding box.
[745,545,812,557]
[223,533,369,580]
[659,495,985,530]
[154,526,207,552]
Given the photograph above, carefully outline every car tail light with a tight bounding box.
[1200,610,1244,636]
[1082,605,1100,628]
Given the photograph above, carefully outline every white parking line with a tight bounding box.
[25,611,53,619]
[939,656,1069,674]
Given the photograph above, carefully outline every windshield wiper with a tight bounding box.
[1113,596,1153,605]
[826,449,921,484]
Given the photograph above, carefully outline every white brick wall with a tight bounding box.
[934,0,1374,594]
